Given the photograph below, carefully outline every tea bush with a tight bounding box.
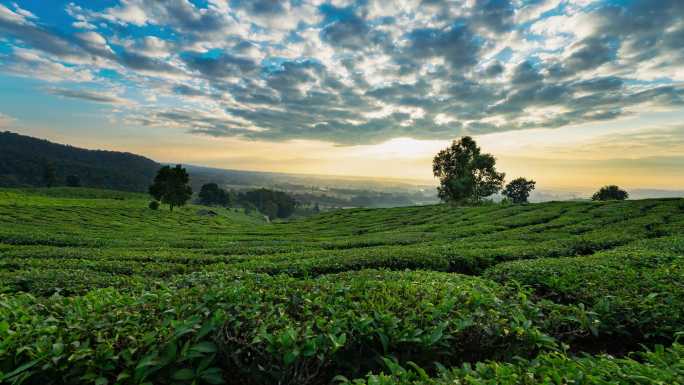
[345,342,684,385]
[0,270,556,385]
[1,189,683,384]
[485,237,684,347]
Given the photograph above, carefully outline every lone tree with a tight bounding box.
[502,177,536,204]
[592,185,628,201]
[433,136,505,204]
[198,183,230,206]
[66,175,81,187]
[149,165,193,211]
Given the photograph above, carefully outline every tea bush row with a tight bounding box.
[485,237,684,347]
[0,270,557,385]
[345,342,684,385]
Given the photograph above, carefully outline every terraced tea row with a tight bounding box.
[2,190,682,297]
[0,188,683,384]
[1,271,557,385]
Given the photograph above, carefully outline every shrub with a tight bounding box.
[592,185,628,201]
[345,342,684,385]
[149,200,160,210]
[485,238,684,348]
[0,270,556,385]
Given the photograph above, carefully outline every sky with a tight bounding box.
[0,0,683,190]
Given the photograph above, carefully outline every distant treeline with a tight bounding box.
[196,182,297,220]
[292,191,415,208]
[0,131,159,192]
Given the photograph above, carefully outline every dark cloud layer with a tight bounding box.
[47,88,128,104]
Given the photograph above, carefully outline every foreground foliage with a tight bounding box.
[486,237,684,350]
[0,271,556,385]
[0,188,682,384]
[346,342,684,385]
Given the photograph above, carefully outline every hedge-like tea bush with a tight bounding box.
[209,270,556,385]
[0,268,149,296]
[0,270,556,385]
[345,342,684,385]
[485,237,684,346]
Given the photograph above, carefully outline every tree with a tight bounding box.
[198,183,230,206]
[432,136,505,204]
[261,200,279,220]
[592,185,628,201]
[66,175,81,187]
[502,177,536,204]
[42,161,56,188]
[148,165,193,211]
[239,188,297,220]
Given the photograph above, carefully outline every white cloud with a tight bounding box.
[2,48,94,82]
[515,0,562,23]
[0,112,15,128]
[0,3,31,24]
[104,0,148,26]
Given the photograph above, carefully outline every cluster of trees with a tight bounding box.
[148,165,298,219]
[146,142,631,214]
[433,137,628,205]
[198,183,231,206]
[433,136,536,204]
[239,188,297,220]
[39,161,83,188]
[198,183,298,220]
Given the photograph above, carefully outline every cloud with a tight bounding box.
[0,112,15,128]
[0,4,86,62]
[0,48,94,82]
[511,60,543,85]
[0,0,683,144]
[102,0,148,26]
[400,24,481,70]
[118,50,183,76]
[183,52,258,80]
[470,0,515,33]
[319,4,371,50]
[47,88,132,105]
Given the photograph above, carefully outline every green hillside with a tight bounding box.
[1,188,683,384]
[0,132,159,191]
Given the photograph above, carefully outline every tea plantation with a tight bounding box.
[1,188,683,384]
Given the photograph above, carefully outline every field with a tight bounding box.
[1,187,683,384]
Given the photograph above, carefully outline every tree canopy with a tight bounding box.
[432,136,505,204]
[198,183,231,206]
[592,185,628,201]
[149,165,193,211]
[42,161,56,188]
[66,175,81,187]
[239,188,297,220]
[502,178,536,204]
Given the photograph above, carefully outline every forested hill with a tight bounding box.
[0,131,159,191]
